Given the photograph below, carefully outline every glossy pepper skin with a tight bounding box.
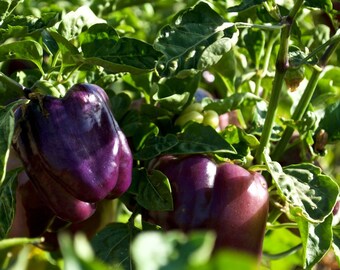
[12,83,132,222]
[146,155,269,258]
[7,151,116,250]
[8,170,55,238]
[6,151,55,237]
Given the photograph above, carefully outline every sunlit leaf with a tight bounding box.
[47,30,81,67]
[135,122,236,160]
[0,12,59,42]
[79,23,160,73]
[154,2,238,77]
[265,158,339,223]
[57,5,106,40]
[227,0,266,12]
[333,228,340,266]
[304,0,333,12]
[0,40,44,73]
[0,0,23,23]
[297,214,333,269]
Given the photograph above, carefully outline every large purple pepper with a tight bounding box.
[146,155,269,258]
[12,83,132,222]
[8,170,55,238]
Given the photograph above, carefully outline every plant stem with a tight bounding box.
[266,222,298,230]
[255,0,304,164]
[272,71,320,160]
[301,31,340,65]
[255,32,279,97]
[0,237,42,249]
[235,22,284,31]
[254,21,290,163]
[263,243,302,260]
[272,38,340,160]
[0,72,25,96]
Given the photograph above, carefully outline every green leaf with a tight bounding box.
[304,0,333,12]
[154,2,238,77]
[287,45,315,67]
[59,233,112,270]
[0,0,23,23]
[204,92,261,114]
[0,100,25,185]
[131,230,215,270]
[110,92,131,121]
[296,214,333,269]
[142,170,172,210]
[79,23,160,74]
[41,29,60,56]
[0,168,18,240]
[210,51,237,96]
[220,125,259,161]
[47,30,81,66]
[134,169,173,211]
[57,5,106,40]
[317,101,340,142]
[333,227,340,265]
[192,249,259,270]
[134,134,178,160]
[316,67,340,101]
[266,159,339,223]
[30,80,61,97]
[79,23,119,57]
[0,40,43,73]
[135,123,236,160]
[0,13,60,42]
[227,0,266,12]
[154,74,201,113]
[243,28,265,69]
[262,228,302,269]
[251,100,282,141]
[123,72,153,99]
[48,30,79,56]
[122,115,160,153]
[154,91,190,112]
[168,122,236,155]
[91,222,140,270]
[4,245,31,270]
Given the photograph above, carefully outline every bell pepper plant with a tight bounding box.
[0,0,340,270]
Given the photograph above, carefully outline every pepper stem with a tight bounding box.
[0,72,26,97]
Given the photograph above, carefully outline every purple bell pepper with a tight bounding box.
[146,154,269,258]
[12,83,132,221]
